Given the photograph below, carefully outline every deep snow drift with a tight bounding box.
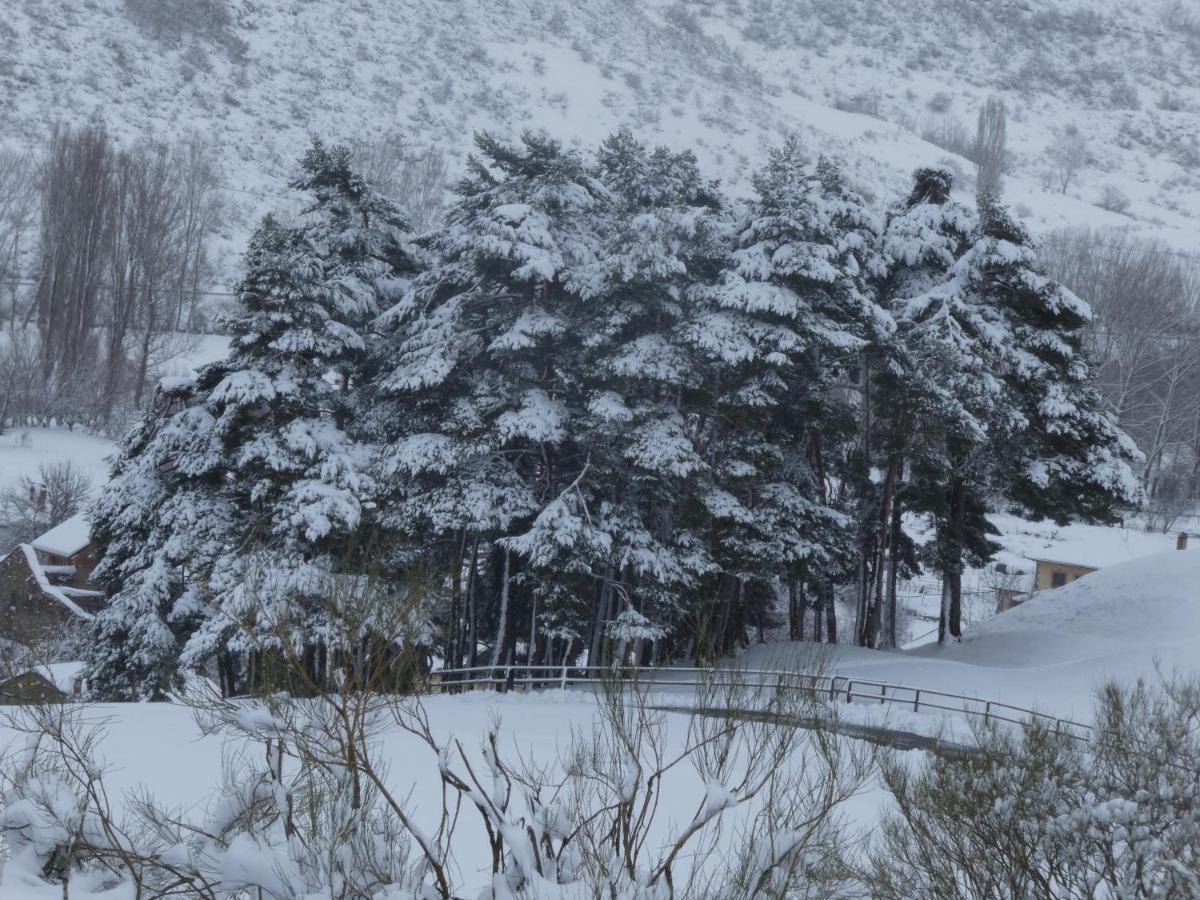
[745,546,1200,721]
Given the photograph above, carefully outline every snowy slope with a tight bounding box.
[2,0,1198,283]
[745,546,1200,721]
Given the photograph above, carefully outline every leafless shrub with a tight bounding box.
[1097,183,1132,215]
[920,116,973,159]
[926,91,953,113]
[123,0,232,44]
[1,574,872,898]
[861,675,1200,898]
[1160,0,1200,37]
[834,91,882,118]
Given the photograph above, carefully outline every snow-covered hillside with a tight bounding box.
[3,0,1198,280]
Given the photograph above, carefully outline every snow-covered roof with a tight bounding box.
[35,662,84,694]
[31,513,91,558]
[1028,531,1187,571]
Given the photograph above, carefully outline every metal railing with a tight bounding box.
[428,664,1094,741]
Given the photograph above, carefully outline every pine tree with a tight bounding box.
[364,131,611,672]
[88,142,411,697]
[971,197,1142,524]
[582,129,729,665]
[86,380,234,699]
[697,138,885,653]
[177,211,378,685]
[872,167,999,646]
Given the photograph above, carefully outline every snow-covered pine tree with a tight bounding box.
[88,142,411,697]
[86,379,235,699]
[178,212,376,689]
[580,129,730,666]
[969,195,1142,525]
[364,132,611,673]
[871,167,1000,646]
[693,137,886,655]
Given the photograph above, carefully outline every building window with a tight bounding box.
[1051,572,1067,587]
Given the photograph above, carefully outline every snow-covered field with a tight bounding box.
[5,541,1200,896]
[0,427,116,489]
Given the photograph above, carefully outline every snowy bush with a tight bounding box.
[1097,184,1132,215]
[864,675,1200,899]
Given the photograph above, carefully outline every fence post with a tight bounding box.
[880,685,887,705]
[845,681,853,704]
[560,663,568,691]
[913,689,920,712]
[984,701,991,724]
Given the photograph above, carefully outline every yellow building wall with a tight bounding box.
[1034,561,1097,592]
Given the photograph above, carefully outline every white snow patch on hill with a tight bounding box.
[3,0,1198,283]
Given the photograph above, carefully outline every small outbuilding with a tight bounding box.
[0,663,84,705]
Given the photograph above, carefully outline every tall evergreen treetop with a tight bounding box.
[970,197,1143,523]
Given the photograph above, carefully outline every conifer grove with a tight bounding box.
[84,133,1142,699]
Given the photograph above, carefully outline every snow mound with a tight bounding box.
[739,549,1200,721]
[971,548,1200,646]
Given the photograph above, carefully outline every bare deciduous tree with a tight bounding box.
[974,95,1007,201]
[23,124,223,429]
[0,460,92,545]
[1045,126,1090,194]
[34,124,114,391]
[0,149,37,330]
[1043,228,1200,523]
[352,132,449,232]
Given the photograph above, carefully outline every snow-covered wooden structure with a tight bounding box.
[0,514,104,649]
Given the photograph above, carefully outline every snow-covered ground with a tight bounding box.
[3,535,1199,895]
[0,427,116,490]
[746,544,1200,724]
[0,689,893,899]
[891,511,1193,644]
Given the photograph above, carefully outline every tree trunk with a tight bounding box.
[789,579,806,641]
[489,549,511,668]
[823,580,837,644]
[882,498,902,649]
[938,475,967,643]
